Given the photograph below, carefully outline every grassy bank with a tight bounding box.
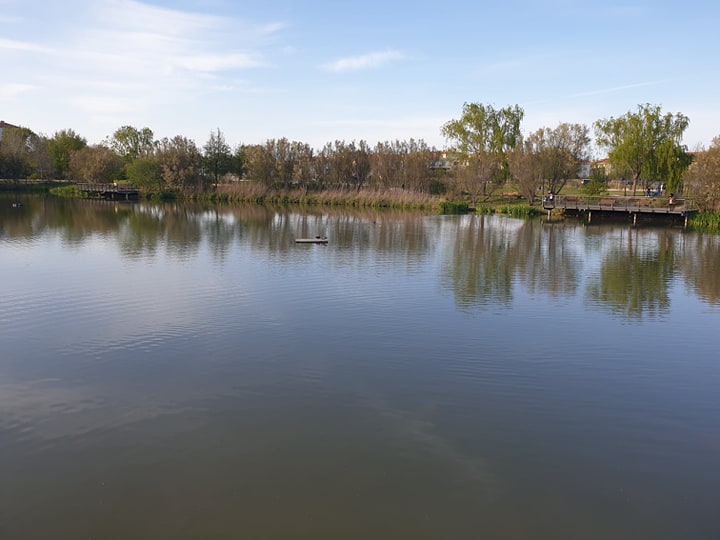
[202,184,444,210]
[205,184,546,217]
[688,213,720,233]
[25,179,547,217]
[48,185,81,197]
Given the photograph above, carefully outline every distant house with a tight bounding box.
[592,158,612,176]
[429,152,458,170]
[0,120,20,141]
[429,158,455,170]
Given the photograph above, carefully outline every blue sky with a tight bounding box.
[2,0,719,153]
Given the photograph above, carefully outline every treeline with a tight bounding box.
[2,102,720,211]
[0,125,448,199]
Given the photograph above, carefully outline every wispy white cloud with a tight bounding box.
[3,0,286,140]
[174,52,263,73]
[568,81,664,99]
[322,50,404,73]
[0,83,37,98]
[74,0,274,77]
[0,38,56,54]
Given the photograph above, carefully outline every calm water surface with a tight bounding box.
[1,194,719,539]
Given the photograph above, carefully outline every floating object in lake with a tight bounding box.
[295,236,328,244]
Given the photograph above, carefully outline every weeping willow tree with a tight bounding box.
[442,102,524,206]
[594,103,691,195]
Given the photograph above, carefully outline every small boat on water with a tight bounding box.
[295,236,328,244]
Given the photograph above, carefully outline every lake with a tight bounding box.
[1,194,719,539]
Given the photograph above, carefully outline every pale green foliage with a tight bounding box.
[126,157,163,191]
[47,129,87,179]
[442,103,524,205]
[594,103,690,195]
[109,126,155,162]
[442,102,524,157]
[582,178,608,196]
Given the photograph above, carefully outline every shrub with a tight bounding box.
[497,205,542,218]
[438,201,470,214]
[582,179,608,196]
[49,185,80,197]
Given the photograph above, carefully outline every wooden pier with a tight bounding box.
[77,183,140,200]
[542,195,697,226]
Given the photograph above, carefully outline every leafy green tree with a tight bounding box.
[594,104,691,195]
[47,129,87,179]
[203,128,232,186]
[108,126,155,163]
[442,102,524,205]
[126,156,163,192]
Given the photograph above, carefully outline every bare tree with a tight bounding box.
[0,126,37,179]
[156,136,203,194]
[684,137,720,212]
[529,123,590,195]
[69,145,123,183]
[508,138,541,204]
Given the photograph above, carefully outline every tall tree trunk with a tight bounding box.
[632,171,641,196]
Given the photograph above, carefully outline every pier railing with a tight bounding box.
[542,195,696,215]
[77,183,139,193]
[76,183,140,199]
